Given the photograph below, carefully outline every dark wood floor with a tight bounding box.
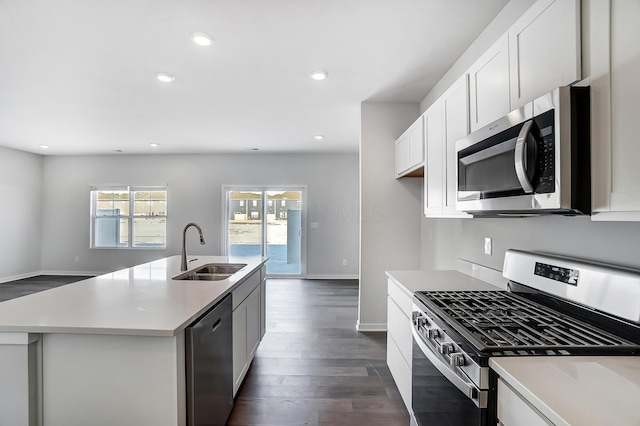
[0,275,93,302]
[227,278,409,426]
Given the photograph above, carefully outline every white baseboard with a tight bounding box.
[302,274,359,280]
[0,271,40,284]
[356,321,387,332]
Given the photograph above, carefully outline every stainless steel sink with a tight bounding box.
[179,273,232,281]
[173,263,247,281]
[194,263,247,275]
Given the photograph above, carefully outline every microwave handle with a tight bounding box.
[514,120,534,194]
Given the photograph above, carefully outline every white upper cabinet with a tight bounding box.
[469,34,511,132]
[442,76,472,218]
[509,0,581,108]
[395,116,424,178]
[424,75,471,218]
[424,101,444,216]
[590,0,640,221]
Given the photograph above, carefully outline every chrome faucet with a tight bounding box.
[181,222,206,270]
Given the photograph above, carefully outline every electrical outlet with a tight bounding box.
[484,238,492,255]
[74,256,80,263]
[342,259,348,266]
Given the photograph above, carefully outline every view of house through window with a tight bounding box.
[91,187,167,248]
[225,187,304,275]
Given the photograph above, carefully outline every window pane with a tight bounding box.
[95,218,128,247]
[133,217,166,247]
[133,191,166,216]
[96,191,129,216]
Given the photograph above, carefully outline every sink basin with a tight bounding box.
[178,273,232,281]
[194,263,247,275]
[172,263,247,281]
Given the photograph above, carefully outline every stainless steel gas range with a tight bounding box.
[410,249,640,426]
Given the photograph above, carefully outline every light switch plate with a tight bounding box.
[484,237,492,255]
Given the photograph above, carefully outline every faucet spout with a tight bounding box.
[181,222,206,271]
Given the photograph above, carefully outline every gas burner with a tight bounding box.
[415,290,639,352]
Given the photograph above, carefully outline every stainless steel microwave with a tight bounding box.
[455,86,590,216]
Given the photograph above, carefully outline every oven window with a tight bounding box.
[412,338,483,425]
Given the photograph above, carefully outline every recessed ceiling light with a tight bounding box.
[149,143,159,148]
[314,135,324,140]
[155,72,175,83]
[310,70,328,81]
[191,31,215,47]
[39,144,49,149]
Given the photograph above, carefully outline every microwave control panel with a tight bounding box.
[534,111,555,194]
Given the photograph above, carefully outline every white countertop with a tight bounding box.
[386,269,502,294]
[491,356,640,426]
[0,255,267,337]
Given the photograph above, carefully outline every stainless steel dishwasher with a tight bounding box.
[185,293,233,426]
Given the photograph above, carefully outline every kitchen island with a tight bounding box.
[0,255,267,426]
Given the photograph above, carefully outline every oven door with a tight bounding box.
[411,325,487,426]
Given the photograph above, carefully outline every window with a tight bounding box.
[90,187,167,248]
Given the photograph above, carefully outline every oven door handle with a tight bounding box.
[412,326,480,407]
[514,120,535,194]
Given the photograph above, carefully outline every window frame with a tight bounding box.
[90,186,168,249]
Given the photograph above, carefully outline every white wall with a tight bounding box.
[39,153,359,277]
[358,102,422,330]
[0,146,43,281]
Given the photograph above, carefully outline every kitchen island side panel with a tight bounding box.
[42,332,186,426]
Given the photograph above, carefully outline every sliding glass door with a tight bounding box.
[224,187,305,276]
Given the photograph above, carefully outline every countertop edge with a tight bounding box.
[0,256,268,338]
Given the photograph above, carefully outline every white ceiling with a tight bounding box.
[0,0,508,156]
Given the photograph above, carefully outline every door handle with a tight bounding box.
[514,120,534,194]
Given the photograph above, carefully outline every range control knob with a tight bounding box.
[450,353,466,367]
[427,328,440,339]
[440,342,455,355]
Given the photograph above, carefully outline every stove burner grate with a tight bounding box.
[418,290,638,352]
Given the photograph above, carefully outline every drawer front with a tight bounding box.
[387,332,412,412]
[232,270,261,310]
[497,379,553,426]
[387,296,412,367]
[387,279,413,315]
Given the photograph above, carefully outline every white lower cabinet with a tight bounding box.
[386,278,414,411]
[497,378,553,426]
[232,266,266,396]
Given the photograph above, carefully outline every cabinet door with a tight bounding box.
[591,0,640,220]
[232,302,247,395]
[424,102,444,216]
[395,135,409,177]
[395,116,425,178]
[246,284,261,360]
[442,75,472,217]
[260,280,266,340]
[509,0,581,108]
[469,34,511,131]
[408,116,424,169]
